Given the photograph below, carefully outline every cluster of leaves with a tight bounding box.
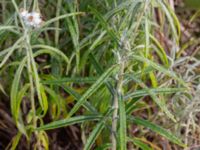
[0,0,191,149]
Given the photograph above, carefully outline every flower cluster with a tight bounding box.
[20,9,43,28]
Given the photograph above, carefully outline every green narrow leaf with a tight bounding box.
[64,3,80,72]
[30,49,48,116]
[156,0,180,42]
[80,31,106,70]
[10,132,22,150]
[39,85,48,116]
[145,9,150,58]
[134,139,153,150]
[126,98,142,115]
[10,57,28,136]
[132,55,185,86]
[42,12,84,27]
[0,82,7,96]
[36,115,102,131]
[89,54,115,96]
[118,0,142,30]
[95,143,111,150]
[89,7,119,42]
[128,137,153,150]
[165,1,181,38]
[84,110,111,150]
[124,88,186,100]
[0,36,24,68]
[44,86,62,119]
[0,47,11,58]
[129,117,186,147]
[42,77,98,84]
[15,84,29,135]
[150,34,169,67]
[11,58,27,119]
[32,45,70,64]
[127,74,176,122]
[60,85,98,114]
[42,75,98,114]
[0,25,19,34]
[68,65,118,117]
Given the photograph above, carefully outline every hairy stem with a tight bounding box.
[111,61,125,150]
[55,0,62,46]
[25,29,36,128]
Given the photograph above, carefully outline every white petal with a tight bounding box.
[20,10,28,18]
[30,12,41,18]
[34,18,42,25]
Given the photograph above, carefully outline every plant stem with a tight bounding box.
[25,29,36,128]
[111,60,125,150]
[55,0,62,46]
[33,0,38,11]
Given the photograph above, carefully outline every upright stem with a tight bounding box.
[33,0,39,11]
[55,0,62,46]
[25,29,37,128]
[2,0,6,22]
[111,60,125,150]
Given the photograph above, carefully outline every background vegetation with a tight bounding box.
[0,0,200,149]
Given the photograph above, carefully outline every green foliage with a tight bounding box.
[129,117,186,147]
[0,0,189,149]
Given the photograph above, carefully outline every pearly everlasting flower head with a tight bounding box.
[19,9,43,28]
[19,9,28,19]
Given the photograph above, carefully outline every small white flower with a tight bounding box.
[33,18,43,27]
[30,12,43,27]
[19,9,43,28]
[30,12,41,18]
[20,9,28,19]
